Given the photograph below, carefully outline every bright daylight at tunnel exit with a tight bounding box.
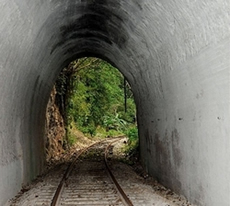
[45,57,138,164]
[0,1,230,206]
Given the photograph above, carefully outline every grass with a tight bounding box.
[94,126,124,138]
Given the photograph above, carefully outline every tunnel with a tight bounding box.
[0,1,230,205]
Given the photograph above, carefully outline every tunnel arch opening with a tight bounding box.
[6,2,152,205]
[45,56,139,162]
[25,2,146,201]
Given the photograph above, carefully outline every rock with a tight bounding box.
[45,86,66,161]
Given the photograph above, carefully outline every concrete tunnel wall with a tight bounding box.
[0,0,229,205]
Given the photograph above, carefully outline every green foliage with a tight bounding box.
[103,114,127,131]
[125,127,138,142]
[66,127,77,146]
[57,57,137,143]
[121,126,139,159]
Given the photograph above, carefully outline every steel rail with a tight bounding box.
[104,139,134,206]
[51,137,133,206]
[50,140,106,206]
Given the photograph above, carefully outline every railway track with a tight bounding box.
[10,138,134,206]
[8,137,192,206]
[50,138,133,206]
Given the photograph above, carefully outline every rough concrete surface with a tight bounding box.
[0,0,229,205]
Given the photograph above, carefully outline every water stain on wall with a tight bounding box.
[171,129,182,167]
[152,129,183,193]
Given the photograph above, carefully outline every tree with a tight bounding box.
[55,57,136,138]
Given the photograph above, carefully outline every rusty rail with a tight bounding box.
[104,139,134,206]
[51,137,133,206]
[50,140,105,206]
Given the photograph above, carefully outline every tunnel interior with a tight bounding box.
[0,1,230,206]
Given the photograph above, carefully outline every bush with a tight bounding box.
[66,128,77,146]
[125,127,138,142]
[103,114,127,131]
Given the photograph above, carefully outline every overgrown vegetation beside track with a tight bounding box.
[53,57,138,153]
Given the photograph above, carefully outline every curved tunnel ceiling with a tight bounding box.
[31,0,148,144]
[30,0,151,129]
[41,0,142,80]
